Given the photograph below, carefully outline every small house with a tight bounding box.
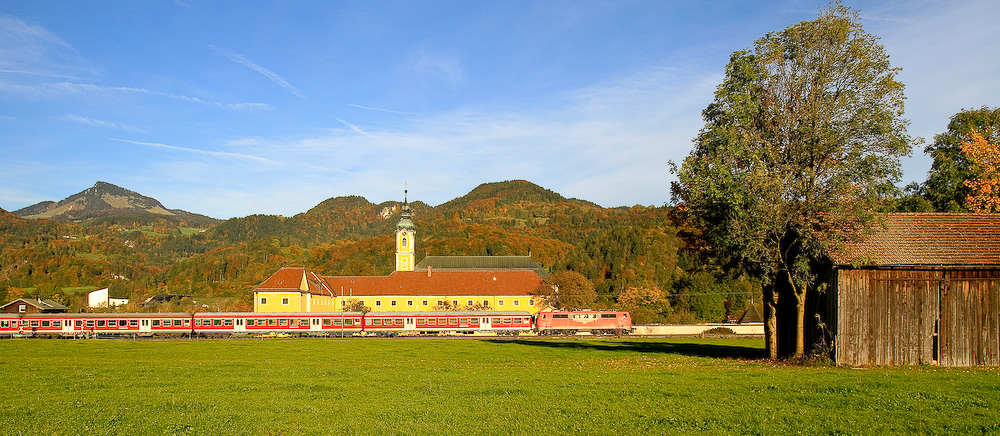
[1,298,70,314]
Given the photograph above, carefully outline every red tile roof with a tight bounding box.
[832,213,1000,267]
[322,270,543,297]
[254,267,306,291]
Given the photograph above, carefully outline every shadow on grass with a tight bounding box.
[487,338,767,360]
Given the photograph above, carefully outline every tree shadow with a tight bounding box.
[486,338,766,360]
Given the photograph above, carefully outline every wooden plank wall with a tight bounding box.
[835,268,1000,367]
[940,270,1000,366]
[835,269,939,366]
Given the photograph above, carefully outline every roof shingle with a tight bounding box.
[832,213,1000,267]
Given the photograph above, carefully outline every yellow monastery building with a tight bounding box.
[253,195,547,314]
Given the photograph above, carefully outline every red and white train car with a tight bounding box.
[361,311,533,336]
[235,312,363,336]
[535,310,632,336]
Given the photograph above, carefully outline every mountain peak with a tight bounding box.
[13,182,185,222]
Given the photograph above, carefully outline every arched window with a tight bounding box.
[402,236,408,247]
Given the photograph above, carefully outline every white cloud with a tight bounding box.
[0,14,97,78]
[110,138,276,164]
[209,45,305,98]
[410,49,466,88]
[55,114,143,132]
[0,79,272,110]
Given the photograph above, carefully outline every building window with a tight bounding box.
[18,305,26,313]
[467,300,474,307]
[528,299,535,306]
[391,300,397,307]
[452,300,459,307]
[281,297,289,305]
[375,300,382,307]
[402,237,408,247]
[260,297,267,305]
[407,300,414,307]
[514,300,520,306]
[422,300,429,306]
[498,299,505,306]
[341,300,346,307]
[483,300,490,308]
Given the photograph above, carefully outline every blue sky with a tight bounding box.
[1,1,998,219]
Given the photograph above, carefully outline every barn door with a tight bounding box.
[938,271,1000,366]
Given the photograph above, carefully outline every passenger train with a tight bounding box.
[0,310,632,338]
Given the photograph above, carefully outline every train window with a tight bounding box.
[299,319,308,327]
[53,320,62,327]
[331,319,340,326]
[30,321,39,328]
[212,319,221,327]
[20,320,28,327]
[448,319,458,326]
[601,314,616,319]
[97,320,106,327]
[554,314,569,319]
[162,319,170,326]
[395,318,403,325]
[196,320,203,327]
[225,319,233,327]
[492,318,501,324]
[416,319,425,326]
[502,318,512,325]
[279,319,288,326]
[76,320,83,327]
[471,318,480,325]
[346,319,354,326]
[459,318,469,325]
[132,320,140,327]
[0,321,7,328]
[268,319,277,326]
[41,320,50,327]
[323,319,333,326]
[437,318,446,325]
[246,319,255,327]
[129,320,138,327]
[372,319,382,326]
[175,320,184,327]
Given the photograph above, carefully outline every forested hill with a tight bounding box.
[13,181,218,227]
[0,180,757,323]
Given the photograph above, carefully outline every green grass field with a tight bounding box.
[1,338,997,435]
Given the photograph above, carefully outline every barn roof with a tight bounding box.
[831,213,1000,267]
[1,298,70,312]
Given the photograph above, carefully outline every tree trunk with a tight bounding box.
[787,271,806,359]
[763,283,778,360]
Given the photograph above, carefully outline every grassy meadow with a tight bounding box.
[1,337,998,435]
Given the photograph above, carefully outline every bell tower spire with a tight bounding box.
[395,187,416,272]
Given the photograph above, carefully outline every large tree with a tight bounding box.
[671,4,914,359]
[920,107,1000,212]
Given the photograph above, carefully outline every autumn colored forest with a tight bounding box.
[0,180,758,323]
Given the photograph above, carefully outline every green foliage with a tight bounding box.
[918,106,1000,212]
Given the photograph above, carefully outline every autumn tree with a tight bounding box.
[671,4,914,359]
[960,129,1000,213]
[919,107,1000,212]
[532,270,597,309]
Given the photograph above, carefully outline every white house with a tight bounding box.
[87,288,129,308]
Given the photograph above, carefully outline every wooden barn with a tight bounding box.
[814,213,1000,366]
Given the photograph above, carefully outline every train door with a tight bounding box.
[234,318,246,332]
[62,319,75,334]
[310,318,321,332]
[139,319,152,333]
[404,317,416,333]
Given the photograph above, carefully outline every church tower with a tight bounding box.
[395,190,416,272]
